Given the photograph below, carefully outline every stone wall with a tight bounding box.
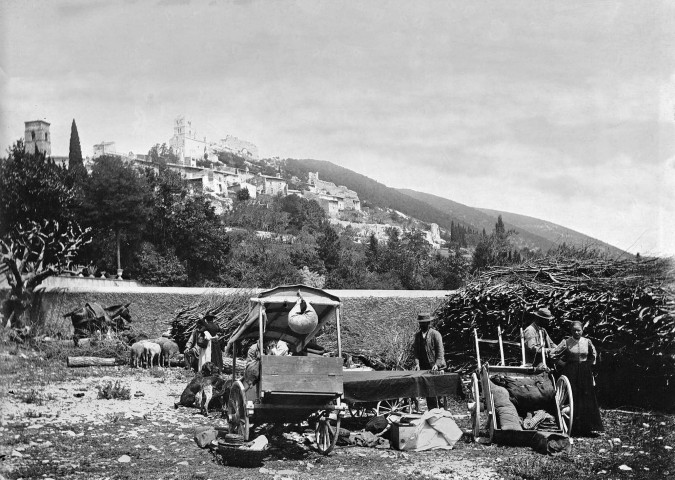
[34,286,454,343]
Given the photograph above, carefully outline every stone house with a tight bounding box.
[251,174,288,196]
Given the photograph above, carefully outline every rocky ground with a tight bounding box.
[0,348,673,480]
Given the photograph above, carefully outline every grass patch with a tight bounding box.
[149,368,166,379]
[96,380,131,400]
[19,388,55,405]
[494,410,675,480]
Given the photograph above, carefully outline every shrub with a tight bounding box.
[96,380,131,400]
[20,388,54,406]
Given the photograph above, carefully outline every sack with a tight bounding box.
[193,426,217,448]
[491,373,555,416]
[490,382,522,431]
[288,297,318,334]
[530,431,571,455]
[365,415,389,434]
[196,331,209,349]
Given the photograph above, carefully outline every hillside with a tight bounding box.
[284,158,477,234]
[397,189,557,252]
[284,158,619,255]
[477,207,627,257]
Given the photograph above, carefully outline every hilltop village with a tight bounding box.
[23,117,447,250]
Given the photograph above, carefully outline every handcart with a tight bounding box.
[469,327,574,445]
[343,369,463,417]
[225,285,346,454]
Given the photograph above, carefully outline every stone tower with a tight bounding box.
[24,120,51,155]
[169,115,203,167]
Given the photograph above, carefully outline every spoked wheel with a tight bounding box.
[469,373,481,441]
[556,376,574,436]
[376,398,413,416]
[227,380,250,441]
[315,411,341,455]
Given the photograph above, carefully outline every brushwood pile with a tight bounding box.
[434,257,675,411]
[169,291,253,352]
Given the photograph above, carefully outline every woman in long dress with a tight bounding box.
[551,321,604,435]
[197,314,223,373]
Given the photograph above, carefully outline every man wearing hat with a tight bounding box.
[523,307,558,366]
[413,313,446,410]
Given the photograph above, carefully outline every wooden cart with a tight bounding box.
[469,327,574,445]
[225,285,346,455]
[343,370,463,417]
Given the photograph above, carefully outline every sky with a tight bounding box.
[1,0,674,256]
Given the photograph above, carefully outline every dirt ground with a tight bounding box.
[0,349,673,480]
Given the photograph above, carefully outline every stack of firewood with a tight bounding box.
[433,257,674,374]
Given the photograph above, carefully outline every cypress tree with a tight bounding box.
[68,119,87,182]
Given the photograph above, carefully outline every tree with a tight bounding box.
[147,143,179,166]
[236,188,251,201]
[278,195,326,234]
[288,232,324,274]
[324,247,368,289]
[376,227,403,274]
[214,150,247,169]
[224,201,289,233]
[134,242,187,286]
[495,215,506,239]
[168,195,230,283]
[365,233,379,271]
[68,119,87,184]
[81,156,151,273]
[471,216,518,271]
[398,229,433,289]
[299,265,326,289]
[0,140,75,237]
[1,220,90,328]
[220,235,302,287]
[317,223,341,272]
[429,252,466,289]
[142,168,230,284]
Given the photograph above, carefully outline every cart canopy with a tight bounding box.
[226,285,341,353]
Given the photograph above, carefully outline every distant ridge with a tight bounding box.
[477,207,626,258]
[397,188,556,252]
[286,158,620,255]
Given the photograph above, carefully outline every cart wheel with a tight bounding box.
[315,412,341,455]
[227,380,250,441]
[555,375,574,436]
[470,373,481,440]
[376,398,413,416]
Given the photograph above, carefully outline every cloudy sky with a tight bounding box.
[1,0,673,255]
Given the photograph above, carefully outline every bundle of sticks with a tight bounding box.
[435,257,674,374]
[169,290,253,353]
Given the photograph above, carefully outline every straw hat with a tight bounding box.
[417,313,432,323]
[531,307,554,321]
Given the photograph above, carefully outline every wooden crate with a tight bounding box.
[391,422,419,451]
[260,355,343,395]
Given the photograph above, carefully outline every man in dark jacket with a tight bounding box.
[523,307,557,367]
[413,312,446,409]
